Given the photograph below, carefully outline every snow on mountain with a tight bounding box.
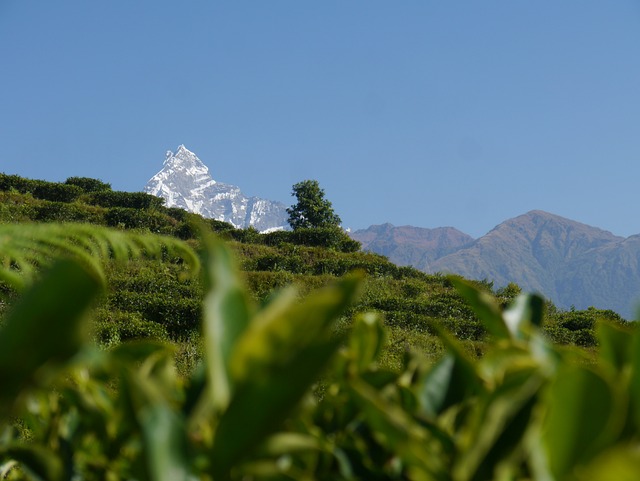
[144,145,288,231]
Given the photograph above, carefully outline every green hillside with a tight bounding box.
[1,173,639,480]
[0,173,622,371]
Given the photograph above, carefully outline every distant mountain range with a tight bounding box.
[145,145,288,232]
[351,211,640,319]
[145,148,639,317]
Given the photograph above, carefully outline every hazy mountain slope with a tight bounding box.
[355,211,640,317]
[350,223,473,271]
[557,235,640,316]
[431,210,631,313]
[145,145,288,231]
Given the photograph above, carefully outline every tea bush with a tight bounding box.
[87,190,165,209]
[31,201,105,224]
[0,173,40,194]
[32,182,84,203]
[104,206,176,233]
[0,174,618,366]
[93,308,169,346]
[64,176,111,192]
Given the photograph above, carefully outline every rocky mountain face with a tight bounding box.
[350,223,474,271]
[144,145,288,232]
[353,211,640,319]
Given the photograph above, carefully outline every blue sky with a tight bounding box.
[1,2,639,237]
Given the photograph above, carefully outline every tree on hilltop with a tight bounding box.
[287,180,341,230]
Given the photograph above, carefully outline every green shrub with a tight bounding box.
[32,201,104,223]
[400,280,423,298]
[294,227,361,252]
[171,212,237,240]
[230,226,261,243]
[254,253,306,273]
[439,316,486,340]
[174,221,198,240]
[0,173,37,193]
[243,270,296,301]
[573,328,597,347]
[105,207,175,233]
[259,227,361,252]
[543,324,576,344]
[65,176,112,192]
[210,218,237,233]
[93,309,169,346]
[110,291,200,336]
[259,229,291,246]
[164,206,189,222]
[107,263,201,299]
[32,182,84,203]
[88,190,165,209]
[0,193,37,222]
[381,310,433,332]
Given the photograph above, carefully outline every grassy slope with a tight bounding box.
[0,175,616,371]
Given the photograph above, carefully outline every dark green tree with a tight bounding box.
[286,180,341,229]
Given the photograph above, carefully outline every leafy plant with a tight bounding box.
[64,177,112,193]
[1,223,639,480]
[0,226,360,480]
[86,191,165,210]
[286,179,341,229]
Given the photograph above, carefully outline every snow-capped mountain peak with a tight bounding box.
[145,145,288,232]
[160,145,213,179]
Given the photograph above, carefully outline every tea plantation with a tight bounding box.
[0,173,638,480]
[0,173,621,369]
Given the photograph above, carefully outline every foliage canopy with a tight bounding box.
[286,179,341,230]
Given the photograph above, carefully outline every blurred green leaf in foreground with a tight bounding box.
[1,225,640,480]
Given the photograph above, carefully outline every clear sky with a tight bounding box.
[1,2,639,238]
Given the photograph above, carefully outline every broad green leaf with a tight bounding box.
[260,432,322,455]
[0,445,64,481]
[541,365,624,479]
[453,369,543,481]
[182,361,207,418]
[349,312,385,373]
[139,403,192,481]
[350,378,452,480]
[502,293,544,338]
[578,445,640,481]
[628,330,640,431]
[0,260,102,417]
[122,372,192,481]
[450,277,509,340]
[211,276,361,478]
[229,275,361,383]
[0,461,17,480]
[597,320,633,373]
[361,369,398,389]
[416,354,458,418]
[212,337,343,479]
[417,327,485,418]
[201,237,253,413]
[109,340,174,365]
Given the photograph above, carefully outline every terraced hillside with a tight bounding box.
[0,173,619,370]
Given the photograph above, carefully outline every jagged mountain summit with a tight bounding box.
[144,145,288,232]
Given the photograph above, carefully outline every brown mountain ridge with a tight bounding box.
[351,211,640,319]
